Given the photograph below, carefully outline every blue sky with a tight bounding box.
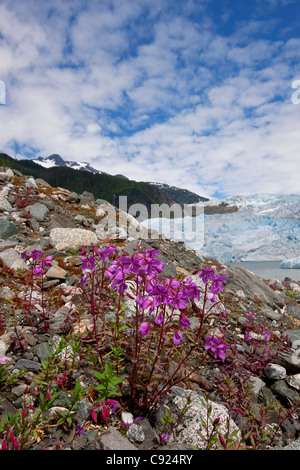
[0,0,300,199]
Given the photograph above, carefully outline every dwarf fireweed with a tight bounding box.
[77,243,230,413]
[20,249,54,331]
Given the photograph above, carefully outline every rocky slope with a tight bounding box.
[0,165,300,451]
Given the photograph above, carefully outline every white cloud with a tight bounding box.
[0,0,299,199]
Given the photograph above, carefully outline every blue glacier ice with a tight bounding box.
[280,257,300,269]
[141,193,300,264]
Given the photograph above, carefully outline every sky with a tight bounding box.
[0,0,300,199]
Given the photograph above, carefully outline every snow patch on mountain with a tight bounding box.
[33,155,105,174]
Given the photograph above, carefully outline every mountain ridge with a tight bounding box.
[0,153,204,216]
[30,154,209,205]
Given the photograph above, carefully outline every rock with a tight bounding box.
[5,168,14,179]
[66,192,80,203]
[276,349,300,374]
[36,178,52,188]
[0,169,13,181]
[135,418,159,450]
[270,380,300,406]
[95,207,106,218]
[286,373,300,391]
[97,426,138,450]
[95,198,109,205]
[95,203,149,241]
[0,248,26,270]
[0,339,7,357]
[282,437,300,450]
[0,219,18,240]
[29,218,39,231]
[0,240,18,251]
[221,265,285,309]
[0,285,14,299]
[25,177,37,189]
[283,328,300,345]
[80,191,94,204]
[14,359,41,372]
[127,423,145,444]
[74,399,93,426]
[49,307,73,334]
[154,386,241,450]
[42,279,60,289]
[285,303,300,320]
[249,376,266,396]
[48,406,69,420]
[121,411,134,426]
[0,197,12,212]
[39,198,55,211]
[11,383,28,397]
[264,363,287,380]
[48,212,77,230]
[262,308,282,321]
[49,227,98,250]
[107,226,128,240]
[34,342,53,362]
[0,393,18,418]
[45,266,67,280]
[27,202,48,222]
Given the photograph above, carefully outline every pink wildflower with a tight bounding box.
[139,322,151,336]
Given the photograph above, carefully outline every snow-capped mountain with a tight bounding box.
[142,193,300,264]
[31,155,207,204]
[147,181,208,205]
[33,155,105,175]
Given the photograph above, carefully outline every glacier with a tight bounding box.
[141,193,300,265]
[280,257,300,269]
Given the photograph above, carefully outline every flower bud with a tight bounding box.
[218,434,226,449]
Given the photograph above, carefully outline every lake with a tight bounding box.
[227,260,300,282]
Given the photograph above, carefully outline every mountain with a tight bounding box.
[142,193,300,263]
[33,154,131,179]
[33,155,206,205]
[33,154,107,175]
[0,153,191,216]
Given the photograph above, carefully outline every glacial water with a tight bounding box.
[227,260,300,282]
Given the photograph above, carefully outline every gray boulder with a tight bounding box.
[222,265,285,309]
[27,202,48,222]
[0,248,26,270]
[97,426,137,450]
[264,363,287,380]
[0,219,18,240]
[0,197,12,212]
[49,227,98,250]
[153,386,241,450]
[48,212,77,230]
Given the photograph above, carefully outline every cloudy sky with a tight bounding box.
[0,0,299,199]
